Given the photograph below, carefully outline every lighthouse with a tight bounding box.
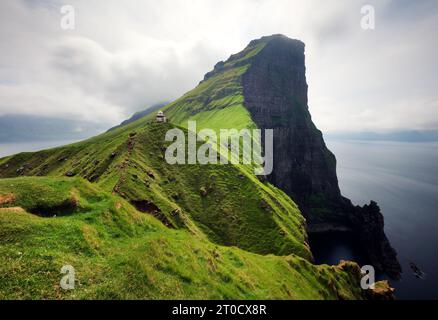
[156,111,167,123]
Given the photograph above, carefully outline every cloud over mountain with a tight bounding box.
[0,0,437,132]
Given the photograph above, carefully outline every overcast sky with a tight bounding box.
[1,0,437,133]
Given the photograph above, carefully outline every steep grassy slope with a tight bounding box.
[116,35,400,277]
[0,124,309,258]
[0,150,365,300]
[114,41,265,132]
[0,35,375,300]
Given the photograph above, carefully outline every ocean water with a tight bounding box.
[318,139,438,300]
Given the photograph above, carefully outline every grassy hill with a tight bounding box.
[124,40,266,133]
[0,35,377,300]
[1,123,309,257]
[0,122,367,299]
[0,175,364,299]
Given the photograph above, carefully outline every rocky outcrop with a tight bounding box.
[349,201,402,278]
[337,260,395,300]
[236,35,401,278]
[366,281,396,300]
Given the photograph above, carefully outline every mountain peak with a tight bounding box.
[248,34,305,48]
[202,34,305,82]
[189,33,401,278]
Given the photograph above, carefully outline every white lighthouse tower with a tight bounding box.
[156,111,167,123]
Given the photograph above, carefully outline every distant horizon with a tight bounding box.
[2,107,438,145]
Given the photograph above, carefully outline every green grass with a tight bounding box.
[1,124,310,258]
[161,66,252,130]
[0,176,364,300]
[0,38,369,300]
[179,104,255,132]
[0,124,366,300]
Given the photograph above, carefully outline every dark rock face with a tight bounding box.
[242,36,342,216]
[240,35,401,278]
[349,201,402,277]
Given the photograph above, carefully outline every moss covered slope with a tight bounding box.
[1,123,309,258]
[0,176,364,300]
[0,123,367,299]
[0,36,369,300]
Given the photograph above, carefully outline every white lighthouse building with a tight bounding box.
[156,111,167,123]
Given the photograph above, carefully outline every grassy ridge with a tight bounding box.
[1,124,310,258]
[0,124,365,300]
[0,177,364,299]
[0,37,368,299]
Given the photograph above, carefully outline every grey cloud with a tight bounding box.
[0,0,437,132]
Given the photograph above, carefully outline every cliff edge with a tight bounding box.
[238,35,401,278]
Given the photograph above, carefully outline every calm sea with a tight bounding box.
[317,139,438,300]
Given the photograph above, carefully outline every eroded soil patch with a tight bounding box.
[0,194,15,206]
[130,200,174,228]
[29,198,78,217]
